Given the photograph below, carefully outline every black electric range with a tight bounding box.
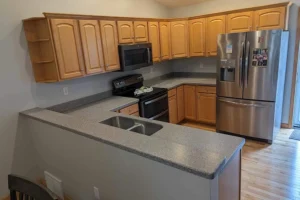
[112,74,169,122]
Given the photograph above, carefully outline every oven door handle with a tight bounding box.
[149,110,169,120]
[144,94,168,105]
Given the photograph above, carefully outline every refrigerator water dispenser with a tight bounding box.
[220,59,236,82]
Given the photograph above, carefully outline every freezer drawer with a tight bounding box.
[217,97,275,141]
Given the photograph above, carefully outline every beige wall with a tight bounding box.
[0,0,170,197]
[170,0,300,17]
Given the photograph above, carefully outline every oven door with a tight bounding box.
[119,43,153,71]
[140,93,169,122]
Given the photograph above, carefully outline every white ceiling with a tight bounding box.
[155,0,208,8]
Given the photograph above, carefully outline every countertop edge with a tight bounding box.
[19,109,230,180]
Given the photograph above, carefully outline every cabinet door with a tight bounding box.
[254,7,286,30]
[169,96,178,124]
[148,22,161,62]
[117,21,134,44]
[171,21,188,58]
[177,86,185,122]
[197,93,216,124]
[206,15,226,56]
[227,11,253,33]
[159,22,171,60]
[79,20,105,75]
[184,85,196,120]
[134,21,148,43]
[51,19,85,79]
[189,18,206,57]
[100,20,120,72]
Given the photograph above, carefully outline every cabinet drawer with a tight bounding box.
[131,112,140,117]
[119,104,139,115]
[197,86,216,94]
[168,88,177,97]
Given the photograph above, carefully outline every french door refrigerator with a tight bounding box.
[216,30,289,143]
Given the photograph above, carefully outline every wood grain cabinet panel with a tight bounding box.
[134,21,148,43]
[227,11,254,33]
[117,21,134,44]
[184,85,196,120]
[148,22,161,62]
[100,20,120,72]
[196,93,216,124]
[50,19,85,79]
[171,21,189,59]
[206,15,226,56]
[169,95,178,124]
[177,86,185,122]
[159,22,171,60]
[189,18,206,57]
[79,20,105,75]
[254,7,286,30]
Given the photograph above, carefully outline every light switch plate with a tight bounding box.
[44,171,64,200]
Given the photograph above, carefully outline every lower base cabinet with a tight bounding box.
[168,95,178,124]
[196,93,216,124]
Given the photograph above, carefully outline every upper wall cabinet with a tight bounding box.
[100,20,120,72]
[189,18,206,57]
[79,20,105,75]
[254,7,286,30]
[170,21,189,59]
[117,21,134,44]
[134,21,148,43]
[206,15,226,56]
[227,11,253,33]
[148,22,161,62]
[51,19,85,80]
[159,22,171,61]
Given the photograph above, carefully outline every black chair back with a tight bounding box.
[8,174,58,200]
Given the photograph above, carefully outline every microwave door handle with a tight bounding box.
[239,42,245,88]
[147,48,151,64]
[245,41,250,88]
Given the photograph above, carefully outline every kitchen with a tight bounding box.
[2,0,300,200]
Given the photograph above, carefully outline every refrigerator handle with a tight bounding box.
[245,41,250,88]
[239,42,245,88]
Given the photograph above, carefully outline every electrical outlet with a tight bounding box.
[94,186,100,200]
[44,171,64,200]
[63,87,69,95]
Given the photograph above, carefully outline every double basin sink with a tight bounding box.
[100,116,163,136]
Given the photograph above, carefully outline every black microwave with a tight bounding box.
[118,43,153,71]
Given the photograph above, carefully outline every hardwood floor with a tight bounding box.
[241,128,300,200]
[181,123,300,199]
[180,120,216,132]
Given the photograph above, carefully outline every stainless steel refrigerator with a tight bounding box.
[216,30,289,143]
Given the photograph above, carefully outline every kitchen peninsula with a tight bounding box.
[19,76,245,200]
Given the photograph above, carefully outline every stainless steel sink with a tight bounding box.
[100,116,163,136]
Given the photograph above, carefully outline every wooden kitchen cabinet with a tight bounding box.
[206,15,226,56]
[196,93,216,124]
[170,21,189,59]
[117,21,134,44]
[79,20,105,75]
[100,20,120,72]
[254,6,286,30]
[51,19,85,80]
[148,22,161,62]
[159,22,171,60]
[134,21,148,43]
[177,86,185,122]
[168,95,178,124]
[119,104,139,115]
[184,85,197,120]
[189,18,206,57]
[227,11,254,33]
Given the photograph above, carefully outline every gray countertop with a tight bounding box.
[21,77,244,180]
[151,77,216,89]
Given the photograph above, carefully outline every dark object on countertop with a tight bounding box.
[8,174,58,200]
[289,129,300,141]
